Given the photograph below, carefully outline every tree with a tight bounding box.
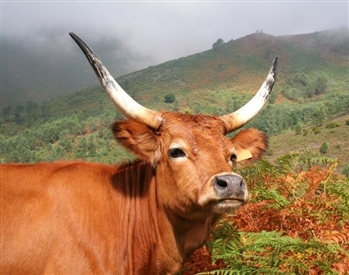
[41,101,50,118]
[313,76,328,95]
[26,101,38,116]
[313,108,326,126]
[164,93,176,104]
[14,105,24,123]
[319,142,328,154]
[26,101,40,124]
[2,106,12,121]
[212,38,224,49]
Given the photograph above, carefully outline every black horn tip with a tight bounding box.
[69,32,105,82]
[273,56,279,64]
[271,56,278,77]
[69,32,97,58]
[69,32,82,46]
[69,32,77,38]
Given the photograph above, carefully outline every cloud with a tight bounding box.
[1,1,348,106]
[2,1,348,63]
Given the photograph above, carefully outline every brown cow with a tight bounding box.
[0,33,277,275]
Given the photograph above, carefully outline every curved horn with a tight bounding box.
[220,56,278,133]
[69,32,162,130]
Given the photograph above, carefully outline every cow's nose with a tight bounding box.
[214,174,246,198]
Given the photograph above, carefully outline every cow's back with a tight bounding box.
[0,162,124,274]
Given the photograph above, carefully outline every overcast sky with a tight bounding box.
[2,0,348,67]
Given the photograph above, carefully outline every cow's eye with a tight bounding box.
[169,148,186,158]
[230,153,237,162]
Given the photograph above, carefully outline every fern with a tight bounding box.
[185,153,349,275]
[203,225,344,275]
[326,178,349,222]
[252,188,290,209]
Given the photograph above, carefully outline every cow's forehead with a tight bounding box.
[159,112,229,148]
[161,113,225,132]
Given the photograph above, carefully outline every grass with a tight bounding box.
[268,114,349,171]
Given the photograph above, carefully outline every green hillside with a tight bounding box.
[1,28,349,174]
[268,114,349,173]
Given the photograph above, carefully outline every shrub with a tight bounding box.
[342,163,349,177]
[294,124,302,135]
[312,127,321,135]
[186,154,349,275]
[320,141,329,154]
[212,38,224,49]
[164,93,176,103]
[206,223,343,275]
[325,122,339,129]
[313,75,328,95]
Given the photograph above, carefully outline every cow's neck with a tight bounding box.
[166,212,215,260]
[112,160,214,274]
[112,161,180,273]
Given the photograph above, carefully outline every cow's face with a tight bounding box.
[70,32,276,218]
[113,112,267,219]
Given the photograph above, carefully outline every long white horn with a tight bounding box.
[69,32,162,130]
[220,56,278,133]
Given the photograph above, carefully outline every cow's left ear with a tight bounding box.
[112,120,161,164]
[230,128,268,166]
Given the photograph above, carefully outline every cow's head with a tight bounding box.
[70,33,277,219]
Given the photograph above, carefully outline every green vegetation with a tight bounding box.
[1,29,349,173]
[212,38,225,49]
[281,73,328,101]
[269,114,349,173]
[0,109,134,163]
[182,152,349,274]
[164,93,176,103]
[320,141,329,154]
[207,226,344,275]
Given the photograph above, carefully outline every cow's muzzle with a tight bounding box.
[214,174,246,198]
[212,173,249,213]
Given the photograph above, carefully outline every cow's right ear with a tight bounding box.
[112,120,161,164]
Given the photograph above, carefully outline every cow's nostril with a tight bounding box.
[215,178,228,189]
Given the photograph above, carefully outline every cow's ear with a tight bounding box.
[112,120,161,164]
[230,128,268,166]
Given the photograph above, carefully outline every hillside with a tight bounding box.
[2,27,348,108]
[1,28,349,173]
[268,114,349,172]
[115,28,348,111]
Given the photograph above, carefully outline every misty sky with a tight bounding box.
[2,1,348,67]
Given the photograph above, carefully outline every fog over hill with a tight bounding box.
[1,32,153,106]
[1,27,348,107]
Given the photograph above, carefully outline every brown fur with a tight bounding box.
[1,113,267,274]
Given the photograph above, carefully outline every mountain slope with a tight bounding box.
[1,28,349,128]
[2,27,348,108]
[111,28,348,117]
